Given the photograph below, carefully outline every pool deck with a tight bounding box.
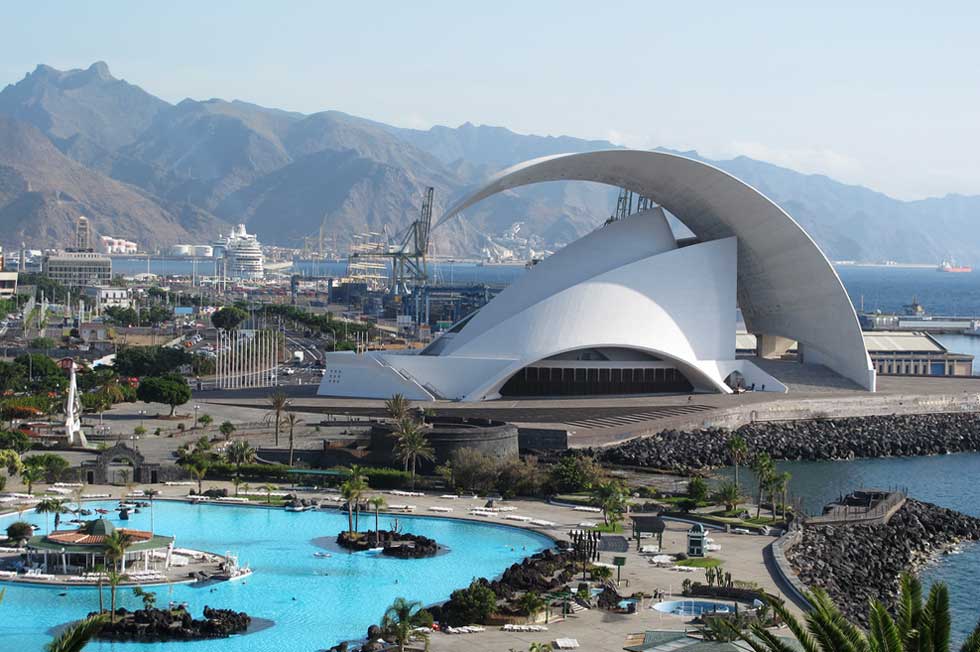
[2,481,800,650]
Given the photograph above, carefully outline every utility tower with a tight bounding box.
[607,188,653,224]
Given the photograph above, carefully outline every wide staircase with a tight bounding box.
[749,357,864,393]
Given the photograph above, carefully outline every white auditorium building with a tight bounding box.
[318,150,875,402]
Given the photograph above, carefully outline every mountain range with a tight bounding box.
[0,61,978,264]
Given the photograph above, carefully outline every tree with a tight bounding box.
[517,591,546,621]
[265,391,289,447]
[381,597,432,652]
[182,459,210,494]
[137,375,191,416]
[549,454,602,493]
[590,565,613,582]
[750,453,775,519]
[24,453,70,482]
[30,336,55,350]
[713,481,742,512]
[261,483,276,504]
[211,306,249,331]
[0,430,31,453]
[341,468,368,535]
[591,481,628,526]
[0,448,23,490]
[727,435,749,489]
[225,440,255,492]
[369,495,387,547]
[385,393,411,423]
[21,464,44,495]
[6,520,33,543]
[285,412,301,466]
[132,585,157,609]
[103,530,135,622]
[687,476,710,503]
[219,421,236,440]
[197,414,213,430]
[445,579,497,626]
[36,497,67,533]
[738,574,980,652]
[115,346,191,377]
[391,419,434,489]
[43,613,107,652]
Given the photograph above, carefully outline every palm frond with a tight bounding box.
[869,600,904,652]
[926,584,951,652]
[959,620,980,652]
[45,614,107,652]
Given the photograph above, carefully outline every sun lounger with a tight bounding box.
[439,495,460,499]
[572,506,601,513]
[388,504,416,512]
[428,506,453,512]
[555,638,580,649]
[504,515,532,522]
[530,519,556,527]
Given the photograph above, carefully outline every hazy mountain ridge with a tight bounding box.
[0,61,977,263]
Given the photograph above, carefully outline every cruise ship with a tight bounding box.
[216,224,264,279]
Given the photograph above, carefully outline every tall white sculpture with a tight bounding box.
[63,362,87,447]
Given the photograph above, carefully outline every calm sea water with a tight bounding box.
[114,258,980,315]
[732,454,980,641]
[0,501,550,651]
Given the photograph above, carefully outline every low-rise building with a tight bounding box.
[83,286,132,310]
[864,330,973,377]
[0,271,17,299]
[42,252,112,288]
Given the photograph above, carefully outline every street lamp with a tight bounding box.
[193,404,200,429]
[138,410,146,430]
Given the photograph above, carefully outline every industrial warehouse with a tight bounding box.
[317,150,877,402]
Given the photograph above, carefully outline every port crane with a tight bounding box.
[348,186,434,296]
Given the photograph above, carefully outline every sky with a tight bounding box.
[2,1,979,200]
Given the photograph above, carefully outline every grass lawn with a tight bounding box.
[675,557,723,568]
[593,521,623,534]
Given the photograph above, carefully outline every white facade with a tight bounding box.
[217,224,264,280]
[319,150,874,401]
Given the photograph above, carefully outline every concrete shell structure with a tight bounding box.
[319,150,874,401]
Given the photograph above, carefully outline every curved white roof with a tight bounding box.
[436,150,874,391]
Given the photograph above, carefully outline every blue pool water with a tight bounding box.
[652,600,734,616]
[0,500,551,651]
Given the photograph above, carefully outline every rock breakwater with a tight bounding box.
[787,499,980,624]
[600,412,980,471]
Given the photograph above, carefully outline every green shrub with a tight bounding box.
[6,521,33,542]
[0,430,31,453]
[207,462,292,481]
[548,454,602,493]
[444,579,497,626]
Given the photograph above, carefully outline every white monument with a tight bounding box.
[63,362,87,447]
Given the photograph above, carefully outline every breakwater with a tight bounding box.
[786,499,980,624]
[598,412,980,471]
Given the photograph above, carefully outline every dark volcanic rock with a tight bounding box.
[599,413,980,471]
[336,530,439,558]
[786,499,980,624]
[94,606,251,642]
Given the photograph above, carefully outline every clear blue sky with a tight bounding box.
[2,1,979,200]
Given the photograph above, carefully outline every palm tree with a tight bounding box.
[225,440,256,492]
[182,459,209,494]
[384,393,411,423]
[750,453,775,519]
[591,481,628,526]
[36,497,67,533]
[341,468,368,536]
[44,613,108,652]
[392,419,434,489]
[285,412,302,466]
[21,464,44,495]
[590,565,613,582]
[381,597,431,652]
[103,531,134,623]
[727,435,749,488]
[777,471,792,521]
[368,495,387,547]
[265,391,289,447]
[261,483,275,504]
[736,574,980,652]
[517,591,546,622]
[713,481,742,513]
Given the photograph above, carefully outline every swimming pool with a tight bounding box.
[652,599,734,616]
[0,500,552,650]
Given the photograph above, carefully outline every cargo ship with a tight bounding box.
[938,260,972,273]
